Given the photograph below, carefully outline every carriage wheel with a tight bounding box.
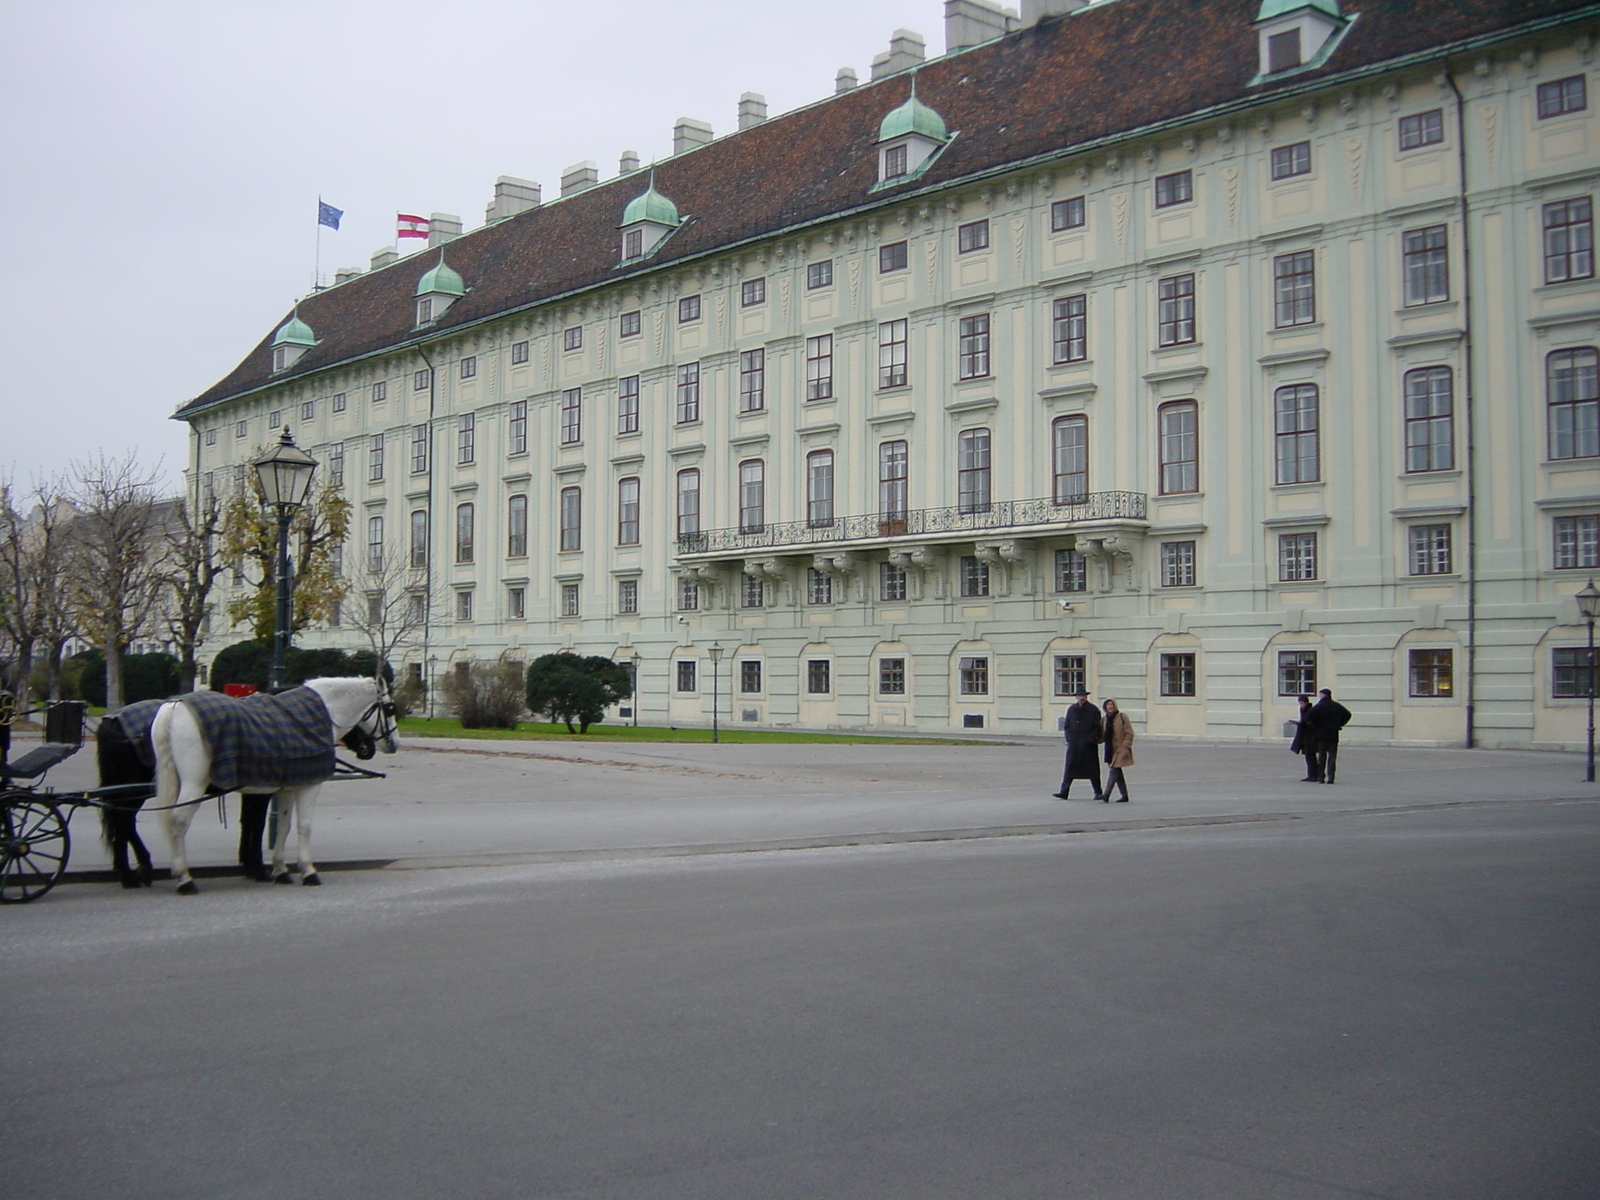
[0,796,71,904]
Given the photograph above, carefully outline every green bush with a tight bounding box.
[208,641,395,691]
[525,652,633,734]
[73,649,182,706]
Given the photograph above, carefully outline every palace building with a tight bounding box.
[177,0,1600,747]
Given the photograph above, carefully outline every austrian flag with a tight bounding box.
[396,213,430,239]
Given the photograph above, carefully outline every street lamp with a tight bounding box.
[707,643,724,744]
[252,427,318,692]
[1577,579,1600,783]
[630,651,642,727]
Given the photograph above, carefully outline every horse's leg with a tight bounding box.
[128,818,153,886]
[268,790,294,883]
[238,792,271,881]
[293,785,322,886]
[100,806,137,889]
[155,705,213,896]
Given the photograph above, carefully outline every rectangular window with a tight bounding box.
[1274,384,1320,484]
[1544,198,1594,284]
[1278,532,1318,582]
[510,400,528,455]
[456,591,473,622]
[806,335,834,401]
[1160,653,1196,697]
[807,568,833,605]
[879,241,908,273]
[880,562,907,601]
[739,349,765,412]
[414,369,431,392]
[807,659,831,694]
[455,503,474,564]
[616,477,641,546]
[563,326,583,352]
[617,375,640,435]
[1054,655,1087,697]
[676,362,700,423]
[879,319,908,389]
[269,409,282,429]
[958,428,992,515]
[332,392,347,413]
[676,469,700,537]
[372,381,387,404]
[1278,650,1318,696]
[1158,274,1196,345]
[879,657,906,695]
[741,574,765,609]
[883,143,908,178]
[677,660,698,692]
[235,420,248,440]
[1161,540,1197,588]
[1270,141,1312,180]
[1553,514,1600,569]
[508,586,526,620]
[1154,169,1193,208]
[1399,109,1444,151]
[1409,524,1453,575]
[1051,196,1086,231]
[808,260,834,289]
[879,439,909,523]
[301,400,315,421]
[511,341,529,365]
[677,577,700,611]
[559,486,581,552]
[457,413,475,464]
[367,591,384,624]
[327,443,344,488]
[741,278,766,307]
[807,451,835,527]
[1159,401,1199,494]
[959,656,989,695]
[624,228,643,259]
[1052,294,1087,363]
[678,295,701,323]
[560,388,582,444]
[409,509,428,568]
[507,494,528,557]
[619,311,641,338]
[410,425,428,475]
[367,515,384,573]
[739,459,765,534]
[1405,367,1455,472]
[1053,415,1088,504]
[560,583,579,618]
[958,314,991,380]
[1403,225,1450,305]
[1273,250,1316,327]
[958,220,990,253]
[959,556,990,598]
[1055,549,1087,593]
[617,578,638,614]
[460,356,477,379]
[1538,75,1587,119]
[1549,348,1600,460]
[740,660,763,693]
[368,433,384,481]
[1409,648,1453,697]
[1552,647,1594,698]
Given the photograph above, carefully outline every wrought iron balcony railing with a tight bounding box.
[675,490,1147,557]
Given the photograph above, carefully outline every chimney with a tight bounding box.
[560,161,599,197]
[836,67,859,93]
[945,0,1019,52]
[738,92,768,130]
[673,117,714,155]
[371,246,398,270]
[485,176,541,223]
[619,149,641,174]
[334,266,362,285]
[427,212,462,248]
[871,28,927,80]
[1021,0,1089,28]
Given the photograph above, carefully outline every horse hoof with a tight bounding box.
[273,873,294,885]
[176,880,200,896]
[301,873,321,887]
[246,867,273,883]
[120,877,143,890]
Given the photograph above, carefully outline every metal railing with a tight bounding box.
[676,490,1147,556]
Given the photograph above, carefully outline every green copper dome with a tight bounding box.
[621,182,680,228]
[415,258,467,297]
[1256,0,1340,20]
[271,315,317,347]
[878,89,947,143]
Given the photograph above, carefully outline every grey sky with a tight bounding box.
[1,0,945,493]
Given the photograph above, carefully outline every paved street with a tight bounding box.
[3,736,1598,1198]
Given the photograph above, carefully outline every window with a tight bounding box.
[880,562,907,601]
[808,260,833,289]
[883,143,908,178]
[1052,294,1087,364]
[806,451,835,528]
[1054,655,1087,697]
[510,400,528,455]
[677,577,700,611]
[617,477,640,546]
[739,349,765,412]
[1154,169,1193,208]
[807,659,831,694]
[1274,251,1316,327]
[1158,274,1196,345]
[511,341,529,365]
[563,326,583,352]
[1554,514,1600,569]
[1548,347,1600,459]
[1055,549,1087,592]
[460,356,477,379]
[414,369,431,392]
[409,509,428,568]
[507,494,528,557]
[1274,384,1319,484]
[416,298,433,325]
[1052,415,1088,504]
[332,392,347,413]
[623,228,643,259]
[405,593,425,624]
[1409,648,1453,697]
[327,443,344,487]
[560,388,582,444]
[960,556,990,598]
[741,574,765,608]
[1538,75,1587,119]
[269,409,282,429]
[739,459,765,533]
[508,587,525,620]
[879,319,908,388]
[1404,367,1455,472]
[740,660,763,693]
[1271,141,1312,179]
[1398,109,1444,151]
[235,420,247,439]
[741,278,766,307]
[677,660,698,692]
[1544,198,1594,284]
[619,311,641,338]
[879,241,908,273]
[366,515,384,573]
[367,591,384,624]
[1278,650,1317,696]
[958,220,990,253]
[958,428,992,515]
[560,583,579,618]
[1278,532,1318,582]
[806,335,834,400]
[958,314,990,380]
[1160,653,1196,697]
[879,657,906,694]
[959,656,989,695]
[559,486,581,552]
[617,578,638,614]
[807,568,833,605]
[1552,647,1595,697]
[1051,196,1086,231]
[372,381,387,404]
[1409,524,1453,575]
[1403,226,1450,305]
[1266,27,1301,72]
[1161,541,1197,588]
[457,413,475,464]
[676,363,700,423]
[676,469,700,536]
[678,295,701,323]
[618,375,641,434]
[410,425,429,474]
[879,440,909,522]
[1159,401,1199,494]
[368,433,384,481]
[455,503,474,564]
[301,400,315,421]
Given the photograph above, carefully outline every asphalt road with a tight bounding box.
[3,798,1596,1199]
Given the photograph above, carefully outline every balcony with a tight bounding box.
[675,490,1147,560]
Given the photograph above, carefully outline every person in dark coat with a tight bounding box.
[1101,698,1134,802]
[1053,690,1104,800]
[1288,694,1319,781]
[1306,688,1352,784]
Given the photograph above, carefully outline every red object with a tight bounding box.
[396,213,429,239]
[222,684,258,698]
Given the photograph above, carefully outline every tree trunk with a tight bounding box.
[11,639,35,706]
[104,640,125,714]
[178,647,197,695]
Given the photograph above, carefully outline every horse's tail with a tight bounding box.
[95,711,155,850]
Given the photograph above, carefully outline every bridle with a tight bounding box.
[340,688,399,761]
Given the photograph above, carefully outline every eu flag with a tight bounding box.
[318,201,343,230]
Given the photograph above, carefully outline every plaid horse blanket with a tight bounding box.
[99,698,165,772]
[180,687,336,793]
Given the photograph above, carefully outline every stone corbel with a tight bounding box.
[744,558,789,606]
[973,542,1022,597]
[813,552,862,601]
[685,563,724,607]
[889,545,944,600]
[1076,537,1114,594]
[1101,533,1140,592]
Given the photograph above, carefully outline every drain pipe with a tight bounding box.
[1446,68,1478,749]
[417,343,437,712]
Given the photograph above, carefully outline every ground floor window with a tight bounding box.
[676,661,697,693]
[1409,648,1453,697]
[617,579,638,614]
[1277,650,1317,696]
[807,659,831,694]
[959,656,989,695]
[677,578,699,611]
[560,583,580,617]
[1055,549,1086,592]
[1053,655,1086,697]
[879,657,905,694]
[741,574,764,608]
[507,586,525,620]
[1552,646,1595,697]
[1161,541,1196,588]
[1160,652,1196,697]
[740,660,762,694]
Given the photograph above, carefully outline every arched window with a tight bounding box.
[1052,415,1087,503]
[1548,347,1599,460]
[1403,367,1454,472]
[1158,401,1199,495]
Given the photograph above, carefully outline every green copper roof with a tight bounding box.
[621,181,680,227]
[415,258,466,297]
[878,89,947,143]
[271,315,317,347]
[1257,0,1341,21]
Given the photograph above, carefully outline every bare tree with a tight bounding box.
[339,544,441,678]
[0,475,74,704]
[162,488,226,693]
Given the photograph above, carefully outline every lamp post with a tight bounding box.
[707,643,724,744]
[630,651,642,727]
[1577,579,1600,783]
[251,427,318,693]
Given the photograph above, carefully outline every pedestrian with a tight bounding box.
[1053,689,1104,800]
[1307,688,1352,784]
[1101,698,1133,802]
[1288,694,1319,781]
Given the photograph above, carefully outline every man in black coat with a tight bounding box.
[1306,688,1352,784]
[1053,690,1105,800]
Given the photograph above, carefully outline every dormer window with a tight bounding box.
[624,228,643,258]
[1267,28,1301,72]
[875,82,949,188]
[884,144,909,179]
[619,175,681,262]
[1253,0,1350,81]
[269,314,318,373]
[414,255,467,328]
[417,297,434,324]
[272,346,289,372]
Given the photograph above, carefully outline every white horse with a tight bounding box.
[151,677,398,894]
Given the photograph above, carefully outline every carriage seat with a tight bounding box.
[0,742,80,781]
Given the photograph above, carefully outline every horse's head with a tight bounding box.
[310,676,400,758]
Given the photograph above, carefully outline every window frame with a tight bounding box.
[957,427,992,515]
[676,468,701,537]
[738,459,765,534]
[879,319,909,389]
[807,450,835,528]
[507,494,528,558]
[1404,366,1455,473]
[619,311,642,338]
[1408,524,1454,576]
[806,334,834,401]
[410,424,429,475]
[454,502,475,564]
[1157,273,1197,346]
[879,657,906,695]
[1159,652,1197,697]
[958,656,990,695]
[1153,169,1193,209]
[560,387,582,445]
[509,400,528,455]
[959,556,991,598]
[1408,648,1454,698]
[1537,75,1588,120]
[957,219,990,254]
[457,412,475,464]
[1054,548,1087,593]
[1160,540,1197,588]
[559,486,582,552]
[1277,650,1318,696]
[1051,196,1086,232]
[1052,294,1087,364]
[1270,141,1312,180]
[806,659,832,694]
[1553,514,1600,570]
[678,295,701,323]
[617,375,640,435]
[1277,531,1318,582]
[1548,347,1600,461]
[1052,414,1088,504]
[739,348,766,413]
[1273,250,1316,327]
[1402,225,1450,306]
[1543,197,1594,285]
[807,260,834,289]
[958,313,991,380]
[1398,109,1445,151]
[616,477,640,546]
[676,362,701,424]
[409,509,428,569]
[879,241,908,273]
[741,277,766,307]
[1158,400,1199,495]
[1273,383,1320,484]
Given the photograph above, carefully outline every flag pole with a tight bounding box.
[314,196,324,291]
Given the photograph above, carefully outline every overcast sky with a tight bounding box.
[0,0,948,493]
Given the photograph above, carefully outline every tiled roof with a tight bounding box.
[176,0,1594,418]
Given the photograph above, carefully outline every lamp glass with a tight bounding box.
[1579,580,1600,621]
[253,429,318,509]
[707,643,725,663]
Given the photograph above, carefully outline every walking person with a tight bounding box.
[1101,698,1133,802]
[1053,690,1104,800]
[1288,694,1319,781]
[1307,688,1352,784]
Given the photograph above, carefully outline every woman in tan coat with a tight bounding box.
[1101,698,1134,802]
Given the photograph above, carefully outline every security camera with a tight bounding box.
[1057,599,1075,612]
[676,615,690,625]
